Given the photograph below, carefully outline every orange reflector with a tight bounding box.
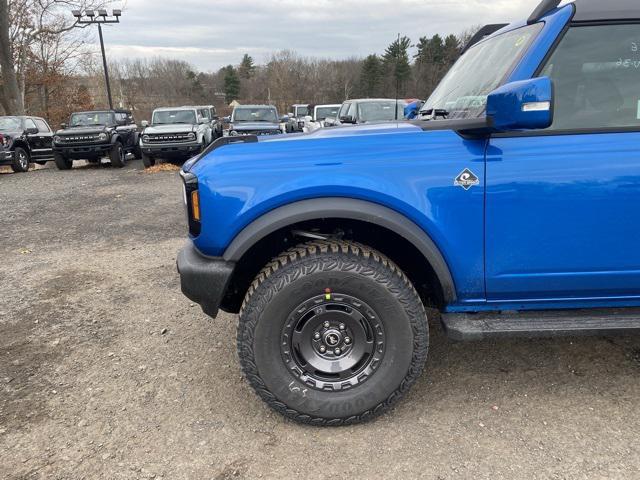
[191,190,201,221]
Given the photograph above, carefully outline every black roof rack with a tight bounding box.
[527,0,562,24]
[460,24,509,54]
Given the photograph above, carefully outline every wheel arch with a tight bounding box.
[220,198,456,313]
[12,139,31,155]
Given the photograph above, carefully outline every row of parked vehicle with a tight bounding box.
[0,98,413,173]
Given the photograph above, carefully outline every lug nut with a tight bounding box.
[314,332,321,340]
[344,337,351,344]
[339,323,346,330]
[319,346,326,353]
[323,321,330,328]
[335,348,341,355]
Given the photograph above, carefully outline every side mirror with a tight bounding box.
[25,127,38,135]
[141,120,149,128]
[280,115,290,123]
[486,76,553,131]
[340,115,355,124]
[324,118,336,127]
[60,123,68,130]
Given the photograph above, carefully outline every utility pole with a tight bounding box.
[72,9,122,110]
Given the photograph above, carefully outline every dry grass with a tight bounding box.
[141,163,182,174]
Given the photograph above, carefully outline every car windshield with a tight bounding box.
[233,108,278,123]
[0,116,22,131]
[358,101,407,122]
[152,110,197,125]
[294,106,309,117]
[421,23,543,120]
[70,112,115,127]
[315,106,340,121]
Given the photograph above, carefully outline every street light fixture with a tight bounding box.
[72,9,122,110]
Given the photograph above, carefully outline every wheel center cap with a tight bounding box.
[323,329,342,347]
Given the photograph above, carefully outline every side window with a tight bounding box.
[115,113,128,125]
[347,103,357,119]
[24,118,37,131]
[34,119,50,132]
[541,24,640,131]
[338,103,350,119]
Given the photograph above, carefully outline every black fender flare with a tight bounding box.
[222,198,457,302]
[12,138,31,156]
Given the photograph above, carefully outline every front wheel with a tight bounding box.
[11,147,30,173]
[142,153,155,168]
[237,240,429,425]
[110,142,126,168]
[54,153,73,170]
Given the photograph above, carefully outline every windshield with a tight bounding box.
[70,112,115,127]
[0,116,22,131]
[422,23,543,120]
[233,107,278,123]
[293,106,309,117]
[315,106,340,121]
[358,101,407,122]
[152,110,197,125]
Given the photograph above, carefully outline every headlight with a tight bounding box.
[98,132,108,141]
[53,136,61,144]
[142,134,150,143]
[187,132,196,141]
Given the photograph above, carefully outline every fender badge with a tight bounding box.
[454,168,480,190]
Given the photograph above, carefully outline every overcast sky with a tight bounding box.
[90,0,537,72]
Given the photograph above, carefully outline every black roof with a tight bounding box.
[573,0,640,22]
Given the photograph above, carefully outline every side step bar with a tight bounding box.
[441,308,640,341]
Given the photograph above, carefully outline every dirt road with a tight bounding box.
[2,161,639,479]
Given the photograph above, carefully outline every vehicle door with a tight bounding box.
[32,118,54,160]
[23,118,42,158]
[486,22,640,305]
[115,112,134,148]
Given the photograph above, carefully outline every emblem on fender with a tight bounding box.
[454,168,480,190]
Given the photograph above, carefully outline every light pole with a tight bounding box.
[72,9,122,110]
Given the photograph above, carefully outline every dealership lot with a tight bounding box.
[2,162,640,480]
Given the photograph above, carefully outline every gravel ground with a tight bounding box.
[2,160,640,480]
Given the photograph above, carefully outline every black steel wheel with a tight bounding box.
[281,293,385,392]
[237,240,429,426]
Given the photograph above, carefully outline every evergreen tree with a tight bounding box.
[359,54,382,97]
[223,65,240,103]
[238,54,256,79]
[383,36,412,94]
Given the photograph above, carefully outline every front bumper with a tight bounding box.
[176,242,235,318]
[54,143,112,159]
[0,149,14,166]
[141,142,202,157]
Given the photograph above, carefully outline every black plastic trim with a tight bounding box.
[528,0,562,24]
[222,198,457,302]
[573,0,640,22]
[176,241,235,318]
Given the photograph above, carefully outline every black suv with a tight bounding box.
[52,110,141,170]
[0,116,55,173]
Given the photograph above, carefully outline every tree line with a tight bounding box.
[0,0,478,125]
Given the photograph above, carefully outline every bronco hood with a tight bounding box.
[56,125,111,135]
[231,122,281,131]
[144,124,196,135]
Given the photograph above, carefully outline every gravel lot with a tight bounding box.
[2,159,640,480]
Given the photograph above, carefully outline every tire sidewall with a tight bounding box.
[13,147,30,172]
[242,253,425,421]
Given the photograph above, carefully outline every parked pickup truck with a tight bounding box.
[177,0,640,425]
[140,107,212,168]
[0,116,54,172]
[53,110,140,170]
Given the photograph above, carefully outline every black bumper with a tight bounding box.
[54,144,112,159]
[142,143,202,158]
[0,149,13,166]
[176,242,235,318]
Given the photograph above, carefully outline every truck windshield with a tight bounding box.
[153,110,197,125]
[358,101,407,122]
[421,23,543,120]
[0,117,22,131]
[70,112,115,127]
[315,106,340,121]
[233,108,278,123]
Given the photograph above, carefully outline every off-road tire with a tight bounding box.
[11,147,30,173]
[133,144,143,160]
[109,142,126,168]
[237,240,429,426]
[142,153,155,168]
[54,152,73,170]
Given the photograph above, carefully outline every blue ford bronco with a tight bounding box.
[177,0,640,425]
